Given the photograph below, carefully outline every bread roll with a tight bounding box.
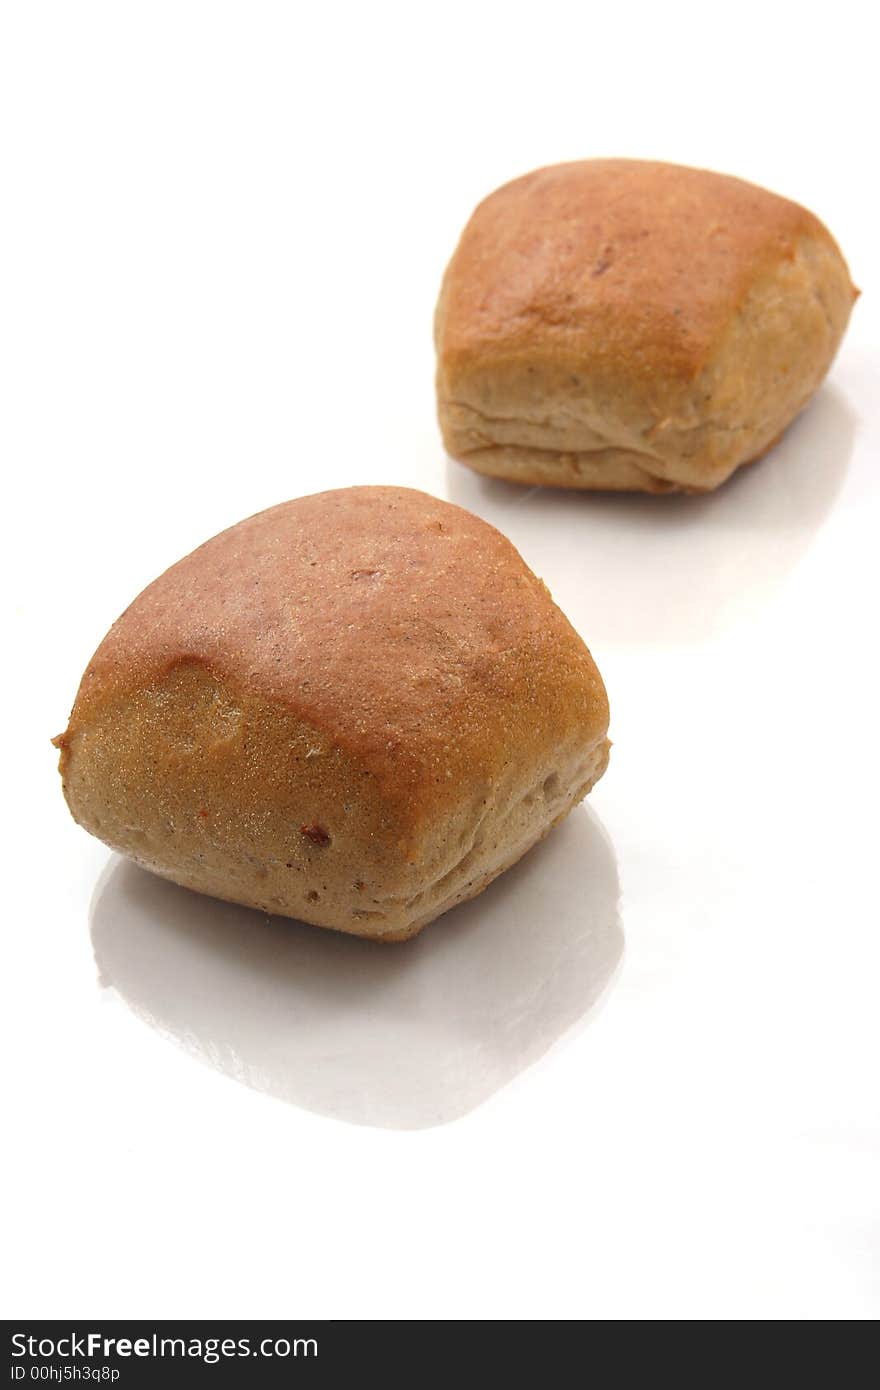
[54,487,610,941]
[435,159,857,493]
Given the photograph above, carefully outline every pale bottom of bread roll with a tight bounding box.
[80,721,610,943]
[456,443,683,493]
[448,432,787,495]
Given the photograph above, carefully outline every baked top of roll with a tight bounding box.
[56,487,610,939]
[435,159,856,493]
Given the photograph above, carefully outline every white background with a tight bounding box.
[2,0,878,1320]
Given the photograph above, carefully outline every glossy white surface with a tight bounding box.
[3,0,878,1320]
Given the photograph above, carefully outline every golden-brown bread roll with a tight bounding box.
[435,159,857,493]
[54,487,610,941]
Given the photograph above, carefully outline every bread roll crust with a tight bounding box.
[55,487,610,940]
[435,159,857,492]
